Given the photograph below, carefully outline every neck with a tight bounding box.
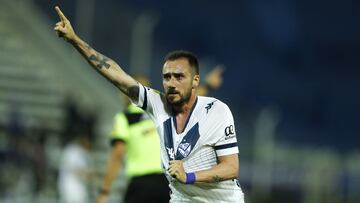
[173,90,197,114]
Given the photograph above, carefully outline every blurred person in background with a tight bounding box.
[96,68,224,203]
[54,6,243,202]
[58,127,94,203]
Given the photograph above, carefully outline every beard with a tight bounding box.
[166,88,192,106]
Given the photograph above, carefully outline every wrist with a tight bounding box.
[185,172,196,184]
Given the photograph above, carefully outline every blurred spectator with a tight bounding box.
[31,127,48,194]
[62,94,82,146]
[58,128,94,203]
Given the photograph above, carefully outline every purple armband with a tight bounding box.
[185,172,196,184]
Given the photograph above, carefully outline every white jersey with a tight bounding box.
[133,85,245,203]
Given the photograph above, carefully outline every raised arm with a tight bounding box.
[54,6,139,101]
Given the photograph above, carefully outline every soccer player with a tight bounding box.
[54,6,245,202]
[97,69,226,203]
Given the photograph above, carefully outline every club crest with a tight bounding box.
[178,143,191,158]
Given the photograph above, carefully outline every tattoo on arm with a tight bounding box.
[82,43,111,70]
[212,175,224,183]
[127,85,139,102]
[89,53,111,69]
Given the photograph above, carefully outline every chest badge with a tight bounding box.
[178,143,191,158]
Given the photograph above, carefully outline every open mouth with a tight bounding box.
[167,92,179,100]
[167,90,179,95]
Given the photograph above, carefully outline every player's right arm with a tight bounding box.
[54,6,140,102]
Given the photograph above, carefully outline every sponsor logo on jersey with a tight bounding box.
[166,147,175,160]
[225,125,236,140]
[205,101,216,114]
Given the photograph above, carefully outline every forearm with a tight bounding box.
[69,35,138,96]
[194,155,239,183]
[101,158,121,191]
[101,146,124,191]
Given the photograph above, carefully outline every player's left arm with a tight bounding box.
[168,154,238,184]
[195,154,239,183]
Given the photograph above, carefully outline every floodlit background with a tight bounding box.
[0,0,359,202]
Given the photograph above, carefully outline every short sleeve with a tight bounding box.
[131,84,164,121]
[131,84,148,110]
[213,104,239,157]
[110,113,130,144]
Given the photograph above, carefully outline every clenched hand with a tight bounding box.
[168,160,187,183]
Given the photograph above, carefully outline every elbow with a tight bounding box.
[219,154,240,180]
[231,164,239,179]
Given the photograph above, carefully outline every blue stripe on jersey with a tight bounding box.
[175,123,200,160]
[214,142,238,150]
[163,118,200,160]
[141,85,148,110]
[163,118,174,160]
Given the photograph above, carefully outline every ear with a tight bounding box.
[192,74,200,89]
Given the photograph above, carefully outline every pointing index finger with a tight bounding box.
[55,6,67,22]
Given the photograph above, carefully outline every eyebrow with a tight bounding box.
[162,72,185,76]
[173,72,184,77]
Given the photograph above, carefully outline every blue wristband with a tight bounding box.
[185,172,196,184]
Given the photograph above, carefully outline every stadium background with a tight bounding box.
[0,0,359,202]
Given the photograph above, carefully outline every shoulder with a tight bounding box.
[143,86,164,99]
[197,96,232,115]
[143,86,172,116]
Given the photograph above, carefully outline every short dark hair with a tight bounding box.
[164,50,199,75]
